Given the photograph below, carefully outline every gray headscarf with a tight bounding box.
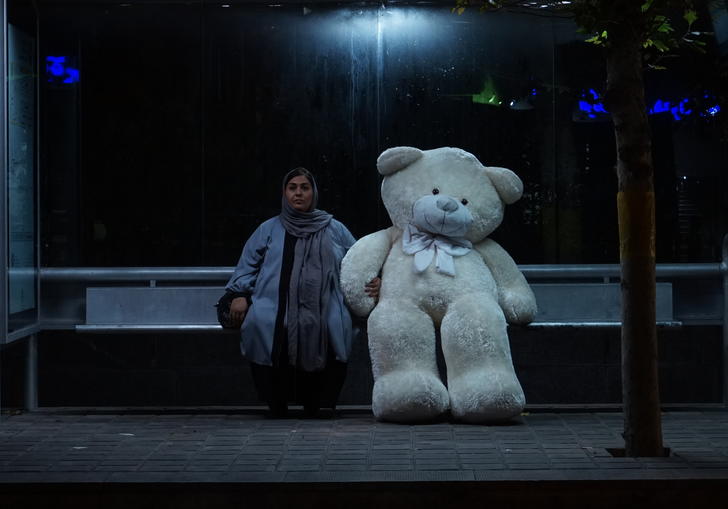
[279,168,335,372]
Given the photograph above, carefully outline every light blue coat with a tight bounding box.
[226,216,357,366]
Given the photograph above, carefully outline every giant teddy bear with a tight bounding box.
[340,146,537,423]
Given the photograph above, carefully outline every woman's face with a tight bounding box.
[285,175,314,212]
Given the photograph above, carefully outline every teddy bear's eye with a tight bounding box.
[461,198,468,205]
[432,188,440,195]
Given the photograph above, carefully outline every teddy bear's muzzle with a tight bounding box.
[412,194,473,237]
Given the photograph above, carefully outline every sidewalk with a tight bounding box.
[1,409,727,507]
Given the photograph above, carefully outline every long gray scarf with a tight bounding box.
[279,175,334,372]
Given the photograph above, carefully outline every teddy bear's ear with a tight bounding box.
[377,147,424,175]
[484,166,523,204]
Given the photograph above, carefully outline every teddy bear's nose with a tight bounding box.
[436,196,459,213]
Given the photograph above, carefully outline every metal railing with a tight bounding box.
[37,262,725,283]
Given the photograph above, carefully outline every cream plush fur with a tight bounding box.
[340,146,537,423]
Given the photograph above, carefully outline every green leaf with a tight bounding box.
[641,0,653,12]
[653,39,669,52]
[601,30,608,39]
[657,22,674,34]
[585,35,602,45]
[648,64,667,71]
[684,9,698,27]
[643,39,654,48]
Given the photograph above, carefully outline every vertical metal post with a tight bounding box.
[722,233,728,407]
[24,334,37,410]
[0,0,8,416]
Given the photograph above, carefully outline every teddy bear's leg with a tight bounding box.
[441,293,525,423]
[367,300,450,422]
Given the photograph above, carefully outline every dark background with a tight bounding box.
[38,2,728,268]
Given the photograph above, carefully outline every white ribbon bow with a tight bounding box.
[402,224,472,277]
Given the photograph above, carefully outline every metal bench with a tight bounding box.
[78,286,229,333]
[527,282,679,328]
[74,281,679,333]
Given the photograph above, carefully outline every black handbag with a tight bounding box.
[215,291,246,329]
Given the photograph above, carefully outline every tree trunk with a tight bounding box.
[606,22,664,457]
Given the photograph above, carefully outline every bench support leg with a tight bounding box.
[25,334,38,411]
[723,233,728,408]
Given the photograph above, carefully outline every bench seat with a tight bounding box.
[76,283,680,333]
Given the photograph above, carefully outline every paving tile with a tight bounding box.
[185,464,231,472]
[276,464,320,472]
[139,461,188,472]
[507,463,553,470]
[228,463,277,472]
[692,463,728,469]
[97,457,143,465]
[49,463,98,472]
[458,456,502,463]
[1,464,52,472]
[546,452,591,459]
[414,451,457,458]
[322,464,368,471]
[549,457,594,464]
[415,463,461,470]
[326,452,368,458]
[370,458,412,465]
[194,454,239,461]
[147,453,191,461]
[281,454,323,461]
[548,462,599,469]
[234,458,279,465]
[462,463,506,470]
[324,459,367,465]
[369,464,414,471]
[500,448,543,455]
[596,462,643,469]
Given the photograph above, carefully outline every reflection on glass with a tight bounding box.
[7,22,37,331]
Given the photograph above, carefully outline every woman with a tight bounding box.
[225,167,379,418]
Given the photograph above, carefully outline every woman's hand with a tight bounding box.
[364,277,381,301]
[230,297,249,326]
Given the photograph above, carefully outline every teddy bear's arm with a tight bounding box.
[474,238,537,325]
[340,227,395,317]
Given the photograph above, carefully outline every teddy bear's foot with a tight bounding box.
[448,369,525,423]
[372,370,450,423]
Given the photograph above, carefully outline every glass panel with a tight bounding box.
[7,0,37,333]
[37,3,727,267]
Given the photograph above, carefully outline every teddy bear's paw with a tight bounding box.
[501,290,538,325]
[449,370,526,423]
[346,294,377,318]
[372,370,450,423]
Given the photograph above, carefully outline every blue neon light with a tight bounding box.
[64,68,80,84]
[578,100,593,112]
[577,92,607,119]
[46,56,79,84]
[578,89,719,122]
[47,56,66,77]
[650,99,670,114]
